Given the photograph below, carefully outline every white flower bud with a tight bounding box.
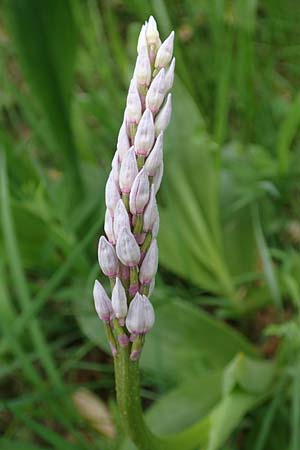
[119,147,138,193]
[134,109,155,157]
[155,31,174,68]
[155,93,172,136]
[104,209,115,244]
[165,57,175,93]
[140,239,158,284]
[116,227,140,267]
[134,45,151,87]
[117,121,130,162]
[126,293,155,334]
[153,162,164,194]
[137,23,147,53]
[111,277,128,319]
[144,132,163,176]
[98,236,118,277]
[114,199,131,240]
[126,79,142,125]
[146,16,160,47]
[145,69,166,114]
[111,150,120,184]
[152,215,160,238]
[129,168,150,215]
[93,280,113,322]
[105,171,120,215]
[143,184,158,232]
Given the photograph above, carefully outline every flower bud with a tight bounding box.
[134,45,151,87]
[119,147,138,193]
[104,209,115,244]
[126,293,155,334]
[144,132,163,176]
[152,214,160,238]
[139,239,158,284]
[111,150,120,184]
[129,168,150,215]
[153,162,164,194]
[145,69,166,114]
[149,278,155,297]
[105,171,120,215]
[117,121,130,162]
[126,79,142,125]
[111,277,128,320]
[93,280,113,322]
[146,16,160,47]
[134,109,155,157]
[137,23,147,53]
[143,185,158,232]
[165,57,175,93]
[116,227,140,267]
[155,31,174,68]
[155,94,172,136]
[113,199,131,240]
[98,236,118,277]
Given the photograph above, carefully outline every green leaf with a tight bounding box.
[5,0,82,193]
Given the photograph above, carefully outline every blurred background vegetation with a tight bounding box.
[1,0,300,449]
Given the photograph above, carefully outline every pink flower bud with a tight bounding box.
[137,23,147,53]
[114,199,131,240]
[155,94,172,136]
[98,236,118,277]
[134,109,155,157]
[104,209,115,244]
[111,150,120,184]
[145,69,166,114]
[146,16,160,47]
[153,162,164,194]
[139,239,158,284]
[116,227,140,267]
[129,168,150,215]
[165,57,175,93]
[143,185,158,232]
[93,280,113,322]
[111,277,128,320]
[152,214,160,238]
[119,147,138,193]
[134,45,151,87]
[126,79,142,125]
[155,31,174,68]
[117,121,130,162]
[144,132,163,176]
[105,171,120,215]
[126,293,155,334]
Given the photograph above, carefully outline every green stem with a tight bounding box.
[114,346,210,450]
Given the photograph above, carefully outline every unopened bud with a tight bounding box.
[105,171,120,215]
[165,57,175,93]
[139,239,158,284]
[152,214,160,237]
[111,277,128,320]
[126,79,142,125]
[119,147,138,193]
[143,185,158,232]
[145,69,166,114]
[129,168,150,215]
[116,227,140,267]
[146,16,160,47]
[153,162,164,194]
[137,23,147,53]
[149,278,155,296]
[117,121,130,162]
[155,94,172,136]
[114,199,131,240]
[104,209,115,244]
[134,109,155,157]
[126,293,155,334]
[155,31,174,68]
[144,132,163,176]
[134,45,151,87]
[98,236,118,277]
[93,280,113,322]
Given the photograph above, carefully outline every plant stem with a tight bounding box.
[114,346,210,450]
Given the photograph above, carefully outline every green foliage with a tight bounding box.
[1,0,300,449]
